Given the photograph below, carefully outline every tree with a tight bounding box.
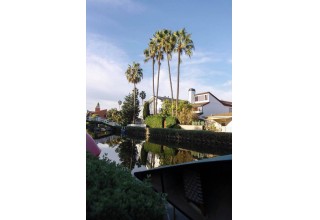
[125,62,143,124]
[154,31,164,115]
[118,100,122,110]
[106,108,123,125]
[121,91,140,126]
[144,40,157,116]
[174,28,195,116]
[161,29,176,116]
[139,91,146,105]
[143,101,150,120]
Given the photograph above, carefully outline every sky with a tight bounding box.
[86,0,232,111]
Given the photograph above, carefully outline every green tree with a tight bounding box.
[144,40,157,115]
[174,28,195,116]
[125,62,143,124]
[139,91,146,105]
[106,108,123,124]
[143,101,150,120]
[121,91,140,126]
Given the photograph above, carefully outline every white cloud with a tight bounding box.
[91,0,145,12]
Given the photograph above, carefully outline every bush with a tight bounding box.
[86,152,166,220]
[165,116,177,128]
[145,115,164,128]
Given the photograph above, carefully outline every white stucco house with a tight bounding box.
[188,88,232,119]
[147,96,172,115]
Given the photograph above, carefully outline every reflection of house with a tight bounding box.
[87,102,107,120]
[205,112,232,132]
[188,88,232,119]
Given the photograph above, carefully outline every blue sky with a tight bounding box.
[86,0,232,111]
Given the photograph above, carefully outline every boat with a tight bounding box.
[134,155,232,220]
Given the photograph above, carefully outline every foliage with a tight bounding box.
[176,103,198,125]
[143,101,150,120]
[164,116,177,128]
[145,115,164,128]
[86,152,166,220]
[121,91,140,125]
[139,91,146,103]
[107,108,123,124]
[124,126,146,139]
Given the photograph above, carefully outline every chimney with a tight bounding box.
[188,88,195,104]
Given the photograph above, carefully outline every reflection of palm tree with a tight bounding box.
[116,139,138,171]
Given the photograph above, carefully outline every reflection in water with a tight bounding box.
[96,135,231,174]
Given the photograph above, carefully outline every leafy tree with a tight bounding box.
[125,62,143,124]
[121,91,140,126]
[143,101,150,120]
[115,139,138,171]
[139,91,146,104]
[106,108,123,124]
[174,28,195,116]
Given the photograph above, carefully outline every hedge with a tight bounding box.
[86,152,166,220]
[148,128,232,149]
[164,116,177,128]
[145,115,163,128]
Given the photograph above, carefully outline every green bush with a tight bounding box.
[86,153,166,220]
[165,116,177,128]
[125,126,146,138]
[145,115,164,128]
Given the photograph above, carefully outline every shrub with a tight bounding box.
[143,101,150,120]
[86,152,166,220]
[145,115,164,128]
[165,116,177,128]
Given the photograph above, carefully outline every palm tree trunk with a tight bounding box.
[167,54,174,116]
[156,59,161,115]
[152,58,156,115]
[176,51,181,116]
[133,83,136,124]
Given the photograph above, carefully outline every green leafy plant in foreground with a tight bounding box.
[86,153,166,220]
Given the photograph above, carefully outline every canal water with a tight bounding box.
[94,134,231,175]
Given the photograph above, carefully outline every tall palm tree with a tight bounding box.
[118,100,122,110]
[139,91,146,105]
[161,29,176,116]
[174,28,195,116]
[125,62,143,124]
[154,31,164,114]
[143,40,157,115]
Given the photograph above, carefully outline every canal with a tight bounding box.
[94,134,231,175]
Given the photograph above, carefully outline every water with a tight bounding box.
[94,134,230,175]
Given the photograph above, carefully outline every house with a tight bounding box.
[87,102,107,121]
[147,96,173,115]
[188,88,232,119]
[204,112,232,132]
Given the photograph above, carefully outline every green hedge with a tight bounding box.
[165,116,177,128]
[86,153,166,220]
[148,128,232,148]
[125,126,146,138]
[145,115,164,128]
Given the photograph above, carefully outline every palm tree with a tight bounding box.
[174,28,195,116]
[139,91,146,105]
[118,100,122,110]
[153,31,164,114]
[161,29,176,116]
[125,62,143,124]
[143,39,157,115]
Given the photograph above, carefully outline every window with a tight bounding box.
[195,96,198,101]
[205,95,208,100]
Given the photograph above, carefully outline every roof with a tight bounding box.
[88,109,108,119]
[195,92,232,107]
[192,102,210,107]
